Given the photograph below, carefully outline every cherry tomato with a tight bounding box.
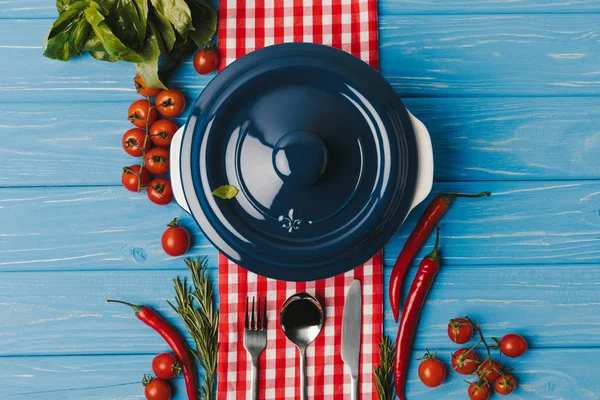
[418,351,446,388]
[144,147,170,175]
[155,89,186,118]
[451,348,479,375]
[468,381,491,400]
[147,178,174,205]
[498,334,528,358]
[152,353,181,380]
[448,317,473,344]
[193,47,219,75]
[128,99,157,128]
[150,119,178,147]
[122,128,151,157]
[161,218,191,257]
[143,375,171,400]
[478,359,501,383]
[494,373,517,395]
[134,73,161,98]
[121,165,150,192]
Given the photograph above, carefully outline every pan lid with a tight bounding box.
[179,43,418,281]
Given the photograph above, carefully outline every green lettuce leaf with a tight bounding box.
[149,6,177,51]
[186,0,217,47]
[135,22,167,89]
[84,1,144,63]
[44,2,91,60]
[101,0,148,51]
[149,0,193,37]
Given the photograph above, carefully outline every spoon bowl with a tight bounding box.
[280,292,324,400]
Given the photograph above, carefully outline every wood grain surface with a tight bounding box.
[1,0,599,399]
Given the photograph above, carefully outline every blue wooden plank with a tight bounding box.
[1,15,600,102]
[3,0,600,19]
[1,350,599,399]
[1,263,599,355]
[2,97,598,187]
[1,181,598,272]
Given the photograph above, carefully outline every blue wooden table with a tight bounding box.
[1,1,599,399]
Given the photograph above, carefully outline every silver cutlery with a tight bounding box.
[342,280,362,400]
[244,297,267,400]
[280,293,324,400]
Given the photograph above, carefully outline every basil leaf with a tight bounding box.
[149,0,193,37]
[44,3,91,61]
[135,22,167,89]
[187,0,217,47]
[101,0,148,51]
[150,6,176,51]
[212,185,239,200]
[90,50,120,61]
[84,2,144,63]
[56,0,81,13]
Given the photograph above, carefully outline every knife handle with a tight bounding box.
[350,375,359,400]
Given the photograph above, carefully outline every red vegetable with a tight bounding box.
[394,227,442,399]
[497,333,528,358]
[389,191,491,322]
[107,300,197,400]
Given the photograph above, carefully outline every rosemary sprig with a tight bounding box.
[169,257,219,400]
[374,335,395,400]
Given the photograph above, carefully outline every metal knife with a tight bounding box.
[342,279,362,400]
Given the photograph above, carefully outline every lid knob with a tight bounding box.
[273,131,328,186]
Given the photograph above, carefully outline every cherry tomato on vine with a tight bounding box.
[451,348,479,375]
[193,47,219,75]
[128,99,157,128]
[448,317,473,344]
[147,178,174,205]
[134,74,161,98]
[161,218,191,257]
[494,373,517,395]
[121,165,150,192]
[497,334,528,358]
[143,375,171,400]
[150,119,178,147]
[478,359,501,383]
[122,128,151,157]
[152,353,181,380]
[144,147,170,175]
[155,89,186,118]
[417,350,446,388]
[468,381,491,400]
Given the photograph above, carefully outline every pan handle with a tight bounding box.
[407,110,434,214]
[169,125,191,213]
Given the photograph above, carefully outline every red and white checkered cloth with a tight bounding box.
[218,253,383,399]
[216,0,382,398]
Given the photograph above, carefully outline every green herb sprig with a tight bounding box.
[374,335,395,400]
[169,257,219,400]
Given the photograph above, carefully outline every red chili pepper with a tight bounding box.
[389,191,490,322]
[107,300,198,400]
[394,227,441,400]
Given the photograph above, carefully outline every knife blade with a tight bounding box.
[342,279,362,399]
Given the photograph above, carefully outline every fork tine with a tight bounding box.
[263,297,267,330]
[251,296,256,330]
[245,297,249,329]
[257,297,262,330]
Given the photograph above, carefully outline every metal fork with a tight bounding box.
[244,297,267,400]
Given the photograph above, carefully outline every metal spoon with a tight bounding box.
[280,292,324,400]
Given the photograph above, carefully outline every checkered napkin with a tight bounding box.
[216,0,382,398]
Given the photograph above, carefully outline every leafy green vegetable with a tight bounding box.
[187,0,217,47]
[84,2,145,63]
[212,185,239,200]
[150,0,193,37]
[44,0,217,87]
[135,22,167,89]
